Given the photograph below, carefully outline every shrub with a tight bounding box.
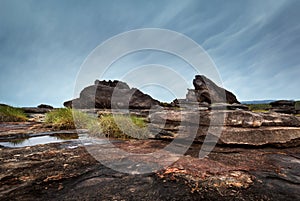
[45,108,92,129]
[246,103,270,112]
[0,105,27,122]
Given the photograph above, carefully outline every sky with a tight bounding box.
[0,0,299,107]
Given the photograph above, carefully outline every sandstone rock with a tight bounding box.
[37,104,54,109]
[149,110,263,128]
[209,103,249,110]
[22,107,52,114]
[64,80,160,109]
[270,100,296,107]
[211,110,262,128]
[94,79,130,89]
[270,100,296,114]
[190,75,240,104]
[159,125,300,147]
[216,126,300,146]
[261,112,300,127]
[27,114,46,122]
[150,109,300,146]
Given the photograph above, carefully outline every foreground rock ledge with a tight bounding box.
[0,123,300,200]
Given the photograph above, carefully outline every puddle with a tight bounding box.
[0,133,88,148]
[0,131,120,148]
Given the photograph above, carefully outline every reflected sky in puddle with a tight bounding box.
[0,133,117,148]
[0,135,66,148]
[0,134,87,148]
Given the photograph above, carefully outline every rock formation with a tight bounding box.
[64,80,160,109]
[187,75,240,104]
[37,104,54,109]
[171,75,245,111]
[270,100,296,114]
[149,109,300,147]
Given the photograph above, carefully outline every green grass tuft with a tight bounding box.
[246,103,270,112]
[0,105,27,122]
[45,109,150,139]
[89,114,150,139]
[45,108,92,129]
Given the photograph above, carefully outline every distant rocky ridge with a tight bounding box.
[270,100,297,114]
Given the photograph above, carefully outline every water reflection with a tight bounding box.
[9,137,29,145]
[54,133,79,140]
[0,133,80,148]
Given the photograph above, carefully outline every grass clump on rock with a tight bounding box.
[45,108,91,129]
[246,103,270,113]
[88,114,150,139]
[0,105,27,122]
[45,108,150,139]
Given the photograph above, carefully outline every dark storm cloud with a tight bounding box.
[0,0,299,106]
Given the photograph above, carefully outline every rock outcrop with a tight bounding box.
[187,75,240,104]
[270,100,296,114]
[37,104,54,109]
[22,107,52,114]
[149,109,300,146]
[64,80,160,109]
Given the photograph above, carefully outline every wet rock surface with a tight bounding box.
[0,122,300,200]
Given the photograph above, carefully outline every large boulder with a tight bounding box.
[189,75,240,104]
[64,80,160,109]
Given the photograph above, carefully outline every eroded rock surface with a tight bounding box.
[0,122,299,201]
[149,109,300,146]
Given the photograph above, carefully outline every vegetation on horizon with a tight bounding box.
[0,105,27,122]
[246,103,270,112]
[296,101,300,110]
[247,100,300,113]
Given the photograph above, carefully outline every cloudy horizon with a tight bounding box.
[1,0,300,107]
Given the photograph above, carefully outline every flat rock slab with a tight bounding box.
[219,126,300,146]
[149,110,300,128]
[189,126,300,147]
